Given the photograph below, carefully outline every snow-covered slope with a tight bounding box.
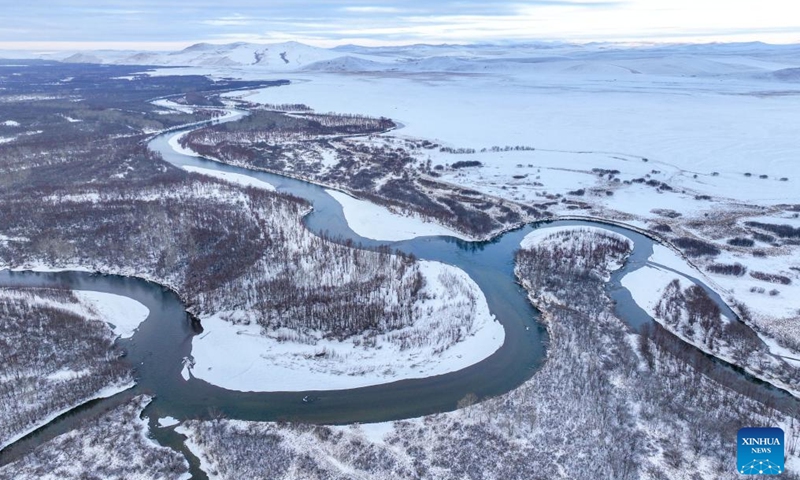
[49,41,393,71]
[8,41,798,77]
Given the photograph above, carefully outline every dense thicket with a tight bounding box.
[745,221,800,239]
[672,237,721,256]
[515,229,631,313]
[706,263,747,276]
[0,289,131,448]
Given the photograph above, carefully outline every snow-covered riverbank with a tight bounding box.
[326,189,469,242]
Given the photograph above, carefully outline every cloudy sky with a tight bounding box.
[1,0,797,50]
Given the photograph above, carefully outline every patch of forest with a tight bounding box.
[0,288,131,449]
[0,396,189,479]
[653,279,800,393]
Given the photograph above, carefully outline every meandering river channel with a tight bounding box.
[1,103,797,474]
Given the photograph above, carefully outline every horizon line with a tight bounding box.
[1,37,800,54]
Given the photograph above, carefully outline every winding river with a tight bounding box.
[2,102,798,472]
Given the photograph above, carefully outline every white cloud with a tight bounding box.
[203,14,254,27]
[342,6,403,14]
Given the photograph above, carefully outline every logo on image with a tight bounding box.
[737,427,784,475]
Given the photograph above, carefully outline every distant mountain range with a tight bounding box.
[3,41,800,80]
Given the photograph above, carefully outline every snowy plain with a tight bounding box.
[216,49,799,231]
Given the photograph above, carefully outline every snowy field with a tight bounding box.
[209,45,798,222]
[233,71,800,186]
[229,71,800,228]
[187,260,503,391]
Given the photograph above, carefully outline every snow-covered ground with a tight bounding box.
[168,131,200,156]
[168,131,278,190]
[520,224,630,253]
[326,189,469,241]
[0,382,134,452]
[235,72,800,186]
[187,260,503,391]
[218,48,797,218]
[0,286,149,341]
[74,290,149,339]
[621,245,698,314]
